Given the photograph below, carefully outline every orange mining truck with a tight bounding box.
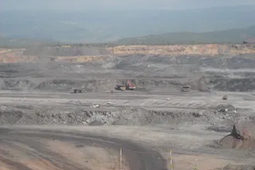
[115,80,136,91]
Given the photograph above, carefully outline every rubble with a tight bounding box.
[0,105,213,126]
[216,104,236,113]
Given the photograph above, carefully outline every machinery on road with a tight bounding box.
[72,80,136,93]
[222,95,228,100]
[115,80,136,91]
[181,85,191,92]
[73,88,83,93]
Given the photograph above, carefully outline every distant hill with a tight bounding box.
[2,26,255,47]
[0,37,58,48]
[114,26,255,45]
[1,5,255,43]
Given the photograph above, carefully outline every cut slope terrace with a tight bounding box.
[1,44,255,64]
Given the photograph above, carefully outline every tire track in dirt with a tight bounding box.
[0,127,167,170]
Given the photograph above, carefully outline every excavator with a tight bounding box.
[72,80,136,94]
[115,80,136,91]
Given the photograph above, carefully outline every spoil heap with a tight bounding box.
[220,121,255,149]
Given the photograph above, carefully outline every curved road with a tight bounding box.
[0,127,167,170]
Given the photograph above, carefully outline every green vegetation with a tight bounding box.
[114,26,255,45]
[1,25,255,48]
[2,25,254,48]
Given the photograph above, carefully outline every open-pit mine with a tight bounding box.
[0,44,255,170]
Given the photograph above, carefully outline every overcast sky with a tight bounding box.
[2,0,255,10]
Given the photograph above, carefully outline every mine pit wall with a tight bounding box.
[1,76,255,92]
[109,44,255,56]
[0,78,184,92]
[0,77,213,92]
[2,46,255,92]
[23,46,110,56]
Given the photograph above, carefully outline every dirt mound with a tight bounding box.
[219,121,255,149]
[215,104,236,112]
[23,46,110,56]
[0,105,213,126]
[0,100,249,126]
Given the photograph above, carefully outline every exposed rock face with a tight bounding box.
[23,46,110,56]
[109,44,255,56]
[219,121,255,149]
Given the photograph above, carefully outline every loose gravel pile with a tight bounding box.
[0,104,248,127]
[219,121,255,149]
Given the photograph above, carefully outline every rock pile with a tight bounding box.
[0,105,212,126]
[219,121,255,149]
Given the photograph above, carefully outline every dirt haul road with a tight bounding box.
[0,91,255,170]
[0,125,252,170]
[0,127,166,170]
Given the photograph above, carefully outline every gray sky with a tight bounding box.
[2,0,255,10]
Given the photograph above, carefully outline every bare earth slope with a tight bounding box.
[109,44,255,56]
[0,127,166,170]
[1,45,255,92]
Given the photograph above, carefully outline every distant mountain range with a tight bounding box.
[0,37,58,48]
[1,25,255,48]
[114,25,255,45]
[1,5,255,44]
